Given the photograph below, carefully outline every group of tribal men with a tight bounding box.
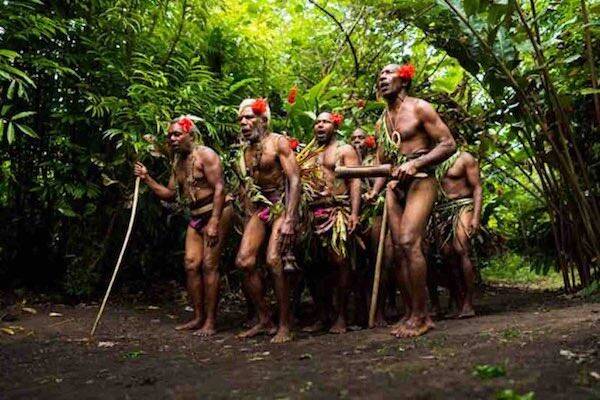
[134,63,483,343]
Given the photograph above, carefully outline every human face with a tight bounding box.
[238,107,264,142]
[351,129,366,151]
[167,124,193,153]
[313,112,335,144]
[378,64,401,98]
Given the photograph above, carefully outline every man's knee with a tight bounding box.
[397,233,422,254]
[266,255,283,276]
[184,256,201,273]
[203,256,219,274]
[235,251,257,271]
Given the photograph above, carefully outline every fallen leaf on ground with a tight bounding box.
[590,371,600,380]
[184,306,193,312]
[299,353,312,360]
[98,341,115,348]
[22,307,37,315]
[1,327,15,335]
[248,357,265,362]
[147,306,160,310]
[49,312,63,317]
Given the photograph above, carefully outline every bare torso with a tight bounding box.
[244,133,285,193]
[377,97,432,163]
[441,152,476,200]
[174,146,215,205]
[316,140,353,197]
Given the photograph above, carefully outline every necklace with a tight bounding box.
[385,93,407,146]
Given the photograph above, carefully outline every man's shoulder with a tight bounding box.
[195,145,219,160]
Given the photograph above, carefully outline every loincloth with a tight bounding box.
[309,196,351,257]
[188,198,232,233]
[427,197,474,249]
[252,188,285,224]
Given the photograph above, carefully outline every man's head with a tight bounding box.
[238,98,270,143]
[313,112,343,144]
[378,63,414,101]
[167,116,198,153]
[351,128,366,151]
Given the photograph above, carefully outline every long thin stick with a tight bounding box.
[90,177,141,336]
[368,195,388,328]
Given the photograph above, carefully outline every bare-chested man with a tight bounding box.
[234,98,301,343]
[134,116,232,336]
[304,112,361,334]
[429,150,482,318]
[367,63,456,337]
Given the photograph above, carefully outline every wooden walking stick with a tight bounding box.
[90,177,141,336]
[368,195,388,328]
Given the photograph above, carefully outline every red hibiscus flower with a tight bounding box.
[178,117,194,133]
[288,137,299,151]
[397,63,416,80]
[331,113,344,127]
[252,98,268,115]
[356,99,366,109]
[287,85,298,105]
[364,135,376,149]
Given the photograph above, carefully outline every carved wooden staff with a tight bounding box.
[90,177,141,336]
[334,164,427,328]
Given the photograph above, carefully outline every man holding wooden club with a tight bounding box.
[369,63,456,337]
[134,116,233,336]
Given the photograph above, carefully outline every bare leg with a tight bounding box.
[176,226,205,331]
[329,250,350,334]
[386,187,412,335]
[235,213,274,338]
[266,216,293,343]
[392,178,437,338]
[455,209,476,318]
[194,205,234,337]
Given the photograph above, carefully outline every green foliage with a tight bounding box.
[472,364,506,379]
[496,389,535,400]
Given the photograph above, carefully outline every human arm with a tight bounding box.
[394,100,456,181]
[465,154,482,233]
[364,149,385,202]
[342,144,361,233]
[277,136,301,250]
[200,148,226,247]
[134,161,177,201]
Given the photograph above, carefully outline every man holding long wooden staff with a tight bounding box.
[368,63,457,337]
[134,116,233,336]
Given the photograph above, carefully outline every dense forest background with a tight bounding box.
[1,0,598,298]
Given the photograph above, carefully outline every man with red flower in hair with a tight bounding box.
[366,62,456,338]
[302,112,361,334]
[133,116,233,336]
[234,98,301,343]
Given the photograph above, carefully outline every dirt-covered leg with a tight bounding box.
[176,226,205,331]
[454,208,476,318]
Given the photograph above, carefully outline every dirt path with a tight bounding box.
[1,286,599,399]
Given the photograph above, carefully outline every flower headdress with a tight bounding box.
[397,63,416,80]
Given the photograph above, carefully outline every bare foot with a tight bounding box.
[270,327,293,343]
[192,321,216,337]
[328,318,347,334]
[175,318,203,331]
[302,320,326,333]
[389,321,405,336]
[236,320,274,339]
[394,317,434,338]
[458,306,476,319]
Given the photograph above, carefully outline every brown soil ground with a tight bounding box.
[1,285,599,399]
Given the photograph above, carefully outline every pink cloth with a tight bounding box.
[313,207,330,219]
[257,207,270,223]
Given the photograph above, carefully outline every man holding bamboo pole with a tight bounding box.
[370,63,457,338]
[134,116,233,336]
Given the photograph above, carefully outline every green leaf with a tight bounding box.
[15,123,39,139]
[580,88,600,95]
[58,207,77,217]
[7,122,15,144]
[463,0,479,17]
[11,111,36,121]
